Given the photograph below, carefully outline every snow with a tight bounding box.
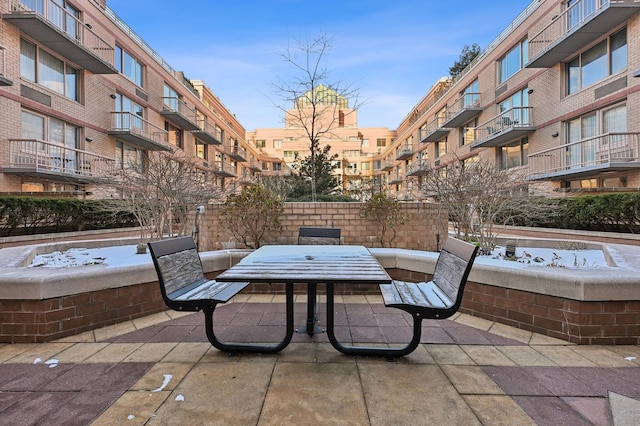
[27,244,613,269]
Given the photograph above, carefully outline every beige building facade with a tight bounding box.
[1,0,639,201]
[0,0,263,197]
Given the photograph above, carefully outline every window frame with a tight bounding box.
[20,38,79,101]
[115,45,144,87]
[498,38,529,84]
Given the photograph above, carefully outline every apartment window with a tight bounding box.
[377,138,386,147]
[499,138,528,170]
[254,139,265,148]
[195,139,207,160]
[114,93,144,130]
[567,28,626,94]
[283,150,298,158]
[163,84,179,110]
[460,118,478,146]
[344,150,360,157]
[273,139,282,149]
[273,162,282,171]
[115,45,144,87]
[499,39,528,84]
[435,106,447,128]
[462,80,480,107]
[373,160,381,170]
[20,38,78,101]
[499,88,530,125]
[165,122,182,148]
[360,162,371,171]
[435,139,447,158]
[115,141,144,172]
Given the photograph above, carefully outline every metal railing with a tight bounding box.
[528,0,609,59]
[226,142,247,161]
[528,132,640,177]
[195,118,222,142]
[110,112,169,144]
[396,145,413,159]
[0,45,6,78]
[9,0,114,65]
[161,96,197,120]
[474,106,533,140]
[7,138,115,178]
[444,92,481,119]
[406,160,430,176]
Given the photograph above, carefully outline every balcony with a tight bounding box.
[226,143,247,162]
[471,107,535,149]
[214,160,236,178]
[395,144,413,160]
[419,116,451,143]
[441,93,482,128]
[3,139,115,184]
[108,112,170,151]
[0,47,12,86]
[192,119,222,145]
[387,171,404,185]
[3,0,116,74]
[527,132,640,181]
[406,161,430,177]
[527,0,640,68]
[237,170,256,185]
[381,161,394,172]
[160,97,199,130]
[248,160,262,172]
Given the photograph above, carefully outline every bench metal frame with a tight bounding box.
[148,236,294,354]
[326,237,478,358]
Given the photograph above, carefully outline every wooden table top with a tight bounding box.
[216,245,392,284]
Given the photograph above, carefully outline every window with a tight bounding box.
[499,138,529,170]
[460,118,477,146]
[499,88,530,126]
[377,138,386,147]
[116,141,144,172]
[114,93,144,130]
[273,139,281,149]
[255,139,265,148]
[360,162,371,171]
[165,122,182,148]
[195,139,207,160]
[567,28,626,94]
[273,162,282,171]
[115,45,143,87]
[283,150,297,158]
[22,110,79,150]
[20,38,78,100]
[435,138,447,158]
[163,84,179,110]
[499,39,528,84]
[462,80,480,107]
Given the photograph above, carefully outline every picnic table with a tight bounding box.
[215,244,392,339]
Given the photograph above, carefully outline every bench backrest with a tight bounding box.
[298,227,341,245]
[432,237,479,309]
[148,237,207,302]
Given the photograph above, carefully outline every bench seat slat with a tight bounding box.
[380,280,452,309]
[171,280,249,303]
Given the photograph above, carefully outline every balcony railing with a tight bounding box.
[442,92,482,128]
[108,112,170,151]
[388,171,404,185]
[527,0,640,68]
[214,159,236,178]
[160,97,199,130]
[4,0,116,74]
[472,107,535,149]
[4,138,115,183]
[406,160,430,177]
[527,132,640,181]
[226,143,247,162]
[419,115,451,143]
[0,46,11,86]
[192,118,222,145]
[381,161,394,172]
[247,160,262,172]
[396,144,413,160]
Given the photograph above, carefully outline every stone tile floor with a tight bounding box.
[1,294,639,425]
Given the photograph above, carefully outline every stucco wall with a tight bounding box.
[198,202,448,251]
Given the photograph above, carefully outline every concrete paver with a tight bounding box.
[0,300,638,425]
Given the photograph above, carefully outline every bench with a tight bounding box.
[148,236,294,354]
[298,227,341,245]
[327,237,478,358]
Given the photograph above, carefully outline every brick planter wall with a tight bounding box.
[0,282,166,343]
[200,202,448,252]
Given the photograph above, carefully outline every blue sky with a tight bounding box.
[106,0,534,131]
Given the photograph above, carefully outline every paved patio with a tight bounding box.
[1,294,639,425]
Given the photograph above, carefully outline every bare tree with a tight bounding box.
[102,150,224,247]
[422,158,558,253]
[271,32,361,201]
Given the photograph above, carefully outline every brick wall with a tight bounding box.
[199,202,448,252]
